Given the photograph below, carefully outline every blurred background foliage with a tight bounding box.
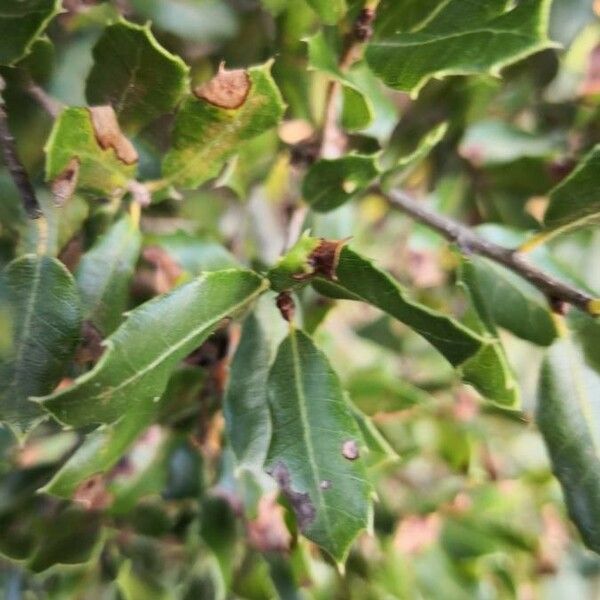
[1,0,600,598]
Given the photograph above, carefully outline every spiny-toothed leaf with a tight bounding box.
[0,0,60,66]
[265,328,372,564]
[544,145,600,235]
[86,19,190,134]
[45,106,138,199]
[37,270,268,428]
[305,0,346,25]
[305,31,372,131]
[162,62,285,189]
[224,312,271,471]
[460,256,557,346]
[366,0,555,96]
[303,154,380,212]
[76,214,142,335]
[268,236,481,363]
[0,256,81,437]
[536,336,600,554]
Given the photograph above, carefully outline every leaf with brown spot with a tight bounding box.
[45,107,138,198]
[51,157,80,207]
[265,327,372,564]
[195,63,250,109]
[163,61,285,189]
[89,106,138,165]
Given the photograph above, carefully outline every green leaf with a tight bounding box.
[37,270,268,428]
[26,506,101,573]
[314,246,483,367]
[265,327,372,564]
[0,0,60,66]
[223,312,272,471]
[544,144,600,234]
[76,214,142,335]
[305,31,372,130]
[302,154,379,212]
[162,62,285,189]
[305,0,346,25]
[366,0,555,96]
[45,107,138,198]
[86,19,190,134]
[41,409,151,499]
[458,261,521,408]
[460,256,557,346]
[0,256,81,436]
[536,336,600,554]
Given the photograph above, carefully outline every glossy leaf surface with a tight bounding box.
[38,270,267,428]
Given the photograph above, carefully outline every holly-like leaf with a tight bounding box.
[537,336,600,553]
[223,312,272,471]
[305,31,372,131]
[37,270,268,428]
[270,240,466,364]
[305,0,346,25]
[0,256,81,436]
[366,0,555,95]
[265,327,372,564]
[544,145,600,235]
[162,62,285,189]
[303,154,379,212]
[460,256,557,346]
[0,0,60,66]
[76,214,142,335]
[86,19,190,134]
[45,106,138,199]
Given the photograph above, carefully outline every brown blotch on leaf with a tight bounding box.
[276,291,296,322]
[342,439,359,461]
[268,461,316,532]
[73,474,113,511]
[88,105,138,165]
[52,157,80,206]
[303,238,349,282]
[194,63,251,110]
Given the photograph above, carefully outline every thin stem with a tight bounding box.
[0,78,42,220]
[26,79,63,118]
[382,187,599,315]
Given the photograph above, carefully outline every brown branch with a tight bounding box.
[382,187,598,315]
[0,76,42,219]
[26,79,63,118]
[319,7,377,159]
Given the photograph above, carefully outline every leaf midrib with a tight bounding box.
[289,328,337,554]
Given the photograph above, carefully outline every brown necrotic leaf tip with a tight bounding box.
[269,461,316,532]
[194,63,251,110]
[89,105,138,165]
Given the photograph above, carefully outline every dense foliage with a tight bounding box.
[1,0,600,598]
